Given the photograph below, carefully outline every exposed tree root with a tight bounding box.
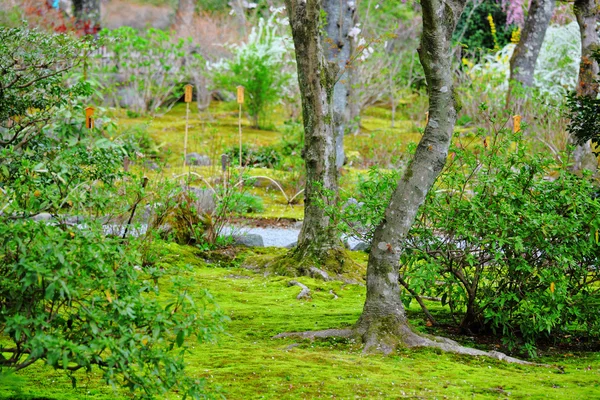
[272,320,540,365]
[289,280,311,300]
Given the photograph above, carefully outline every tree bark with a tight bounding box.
[72,0,100,35]
[323,0,355,168]
[507,0,556,106]
[175,0,196,35]
[285,0,341,260]
[571,0,599,173]
[354,0,467,353]
[575,0,599,99]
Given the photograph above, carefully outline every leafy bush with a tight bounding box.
[406,125,600,355]
[467,22,581,100]
[211,9,295,128]
[331,115,600,355]
[0,26,225,398]
[93,27,205,114]
[225,144,281,168]
[454,0,516,57]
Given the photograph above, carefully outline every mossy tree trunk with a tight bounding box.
[323,0,356,169]
[354,0,467,352]
[72,0,101,35]
[571,0,599,173]
[285,0,342,261]
[506,0,556,107]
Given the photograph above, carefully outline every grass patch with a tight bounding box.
[4,243,600,399]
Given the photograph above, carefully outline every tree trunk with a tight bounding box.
[507,0,555,107]
[323,0,355,169]
[355,0,467,353]
[571,0,599,173]
[72,0,100,35]
[285,0,341,260]
[575,0,599,99]
[175,0,196,35]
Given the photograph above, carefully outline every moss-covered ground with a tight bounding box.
[3,243,599,399]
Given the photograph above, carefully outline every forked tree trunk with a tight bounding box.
[571,0,599,173]
[507,0,556,107]
[72,0,101,35]
[285,0,341,260]
[354,0,467,353]
[323,0,355,168]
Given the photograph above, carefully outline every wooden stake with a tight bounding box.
[425,111,429,126]
[183,84,193,172]
[513,115,521,133]
[237,86,244,169]
[85,106,95,129]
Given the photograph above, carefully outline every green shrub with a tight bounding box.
[93,27,204,114]
[330,114,600,356]
[211,10,295,129]
[404,124,600,355]
[0,26,225,398]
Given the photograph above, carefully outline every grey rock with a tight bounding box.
[285,241,297,249]
[352,241,370,251]
[144,160,160,171]
[186,153,211,166]
[232,234,264,247]
[187,187,216,213]
[33,212,53,221]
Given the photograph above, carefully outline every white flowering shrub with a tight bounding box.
[467,22,581,100]
[211,8,296,128]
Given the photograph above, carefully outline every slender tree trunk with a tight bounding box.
[507,0,556,107]
[285,0,341,260]
[323,0,355,168]
[571,0,599,173]
[72,0,100,35]
[575,0,599,99]
[176,0,196,34]
[354,0,467,353]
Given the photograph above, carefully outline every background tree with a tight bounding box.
[282,0,343,267]
[570,0,599,172]
[323,0,355,168]
[507,0,556,106]
[72,0,101,34]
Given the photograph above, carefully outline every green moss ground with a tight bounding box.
[4,243,599,399]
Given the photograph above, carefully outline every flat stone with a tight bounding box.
[232,234,264,247]
[186,153,211,166]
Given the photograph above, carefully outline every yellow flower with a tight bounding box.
[511,28,521,44]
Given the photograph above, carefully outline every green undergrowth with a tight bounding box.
[4,242,599,399]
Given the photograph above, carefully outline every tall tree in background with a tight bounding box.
[507,0,556,106]
[176,0,196,33]
[323,0,356,168]
[571,0,599,172]
[283,0,343,266]
[72,0,101,34]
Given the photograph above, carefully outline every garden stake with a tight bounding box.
[237,85,244,190]
[183,84,193,173]
[85,106,95,129]
[513,115,521,153]
[513,115,521,133]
